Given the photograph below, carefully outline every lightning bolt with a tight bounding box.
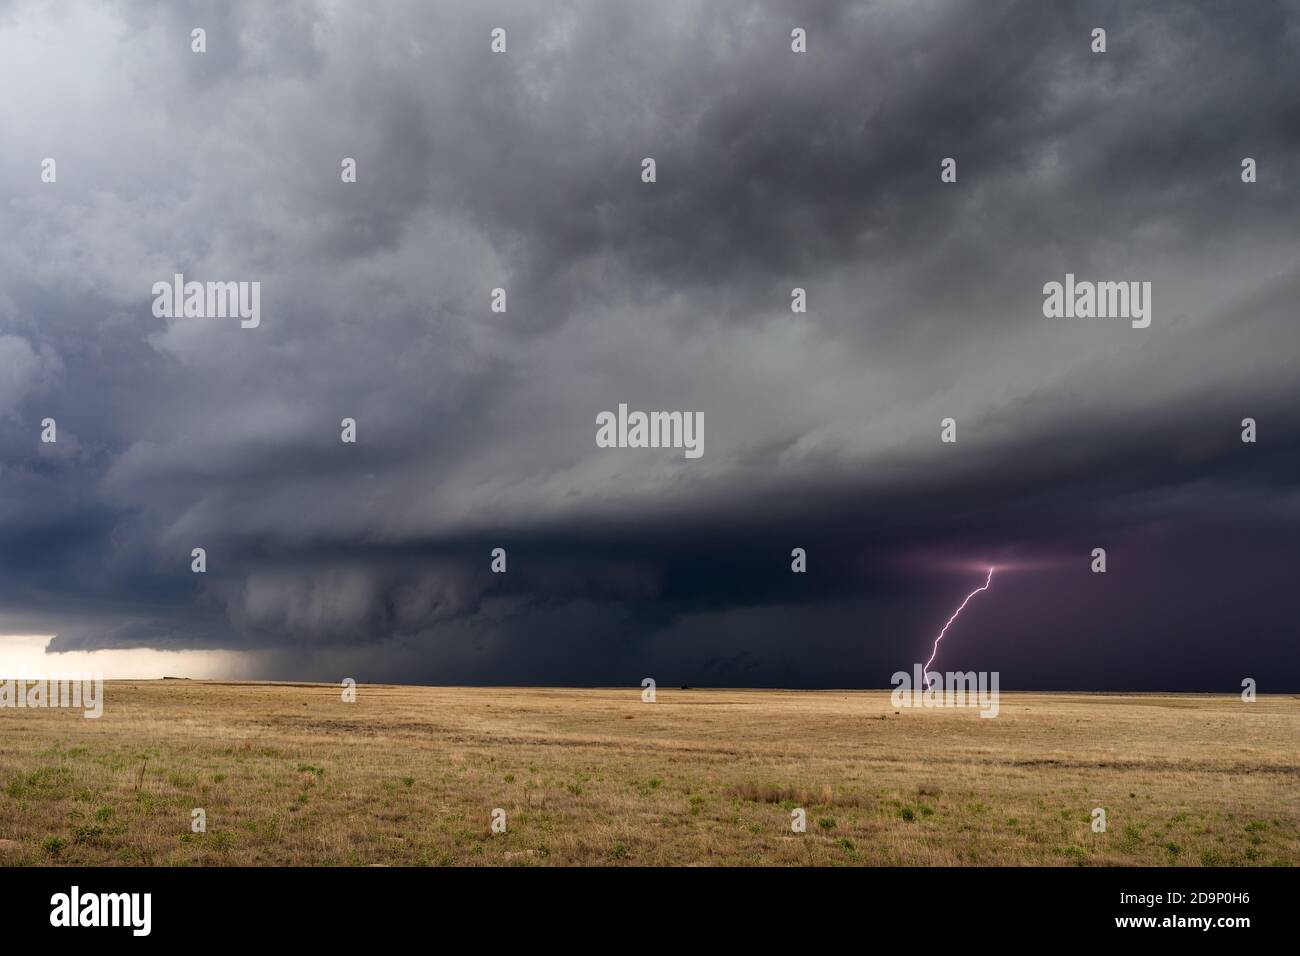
[923,567,995,689]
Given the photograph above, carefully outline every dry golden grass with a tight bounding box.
[0,681,1296,866]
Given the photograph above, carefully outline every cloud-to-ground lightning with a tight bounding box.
[923,567,995,689]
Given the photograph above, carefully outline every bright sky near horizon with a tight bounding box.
[0,634,256,680]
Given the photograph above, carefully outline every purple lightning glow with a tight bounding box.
[923,567,995,689]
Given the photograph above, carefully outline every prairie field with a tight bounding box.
[0,681,1296,866]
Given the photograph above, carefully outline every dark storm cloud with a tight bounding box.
[1,1,1298,689]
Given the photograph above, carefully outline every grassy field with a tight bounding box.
[0,681,1296,866]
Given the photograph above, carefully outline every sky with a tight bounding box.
[0,0,1297,690]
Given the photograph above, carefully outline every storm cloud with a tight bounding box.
[1,0,1297,689]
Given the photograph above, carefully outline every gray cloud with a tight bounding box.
[0,1,1297,689]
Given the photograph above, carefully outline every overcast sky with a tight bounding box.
[0,0,1297,689]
